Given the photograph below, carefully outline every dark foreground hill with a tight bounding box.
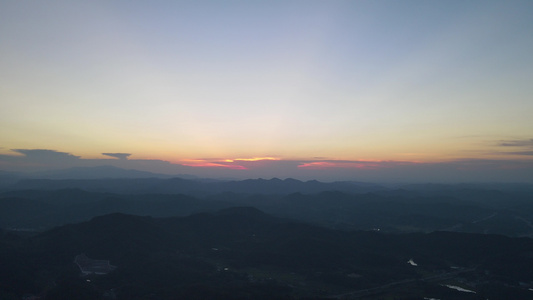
[2,208,533,299]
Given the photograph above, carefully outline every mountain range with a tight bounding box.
[2,166,533,299]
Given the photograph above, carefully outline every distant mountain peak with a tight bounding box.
[283,178,301,183]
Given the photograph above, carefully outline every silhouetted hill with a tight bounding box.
[35,213,174,266]
[0,189,234,230]
[2,209,533,299]
[0,197,55,228]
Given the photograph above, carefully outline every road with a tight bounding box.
[328,267,477,299]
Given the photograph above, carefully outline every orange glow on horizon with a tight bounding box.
[181,159,247,170]
[224,157,279,163]
[180,157,281,169]
[298,161,396,170]
[179,158,427,171]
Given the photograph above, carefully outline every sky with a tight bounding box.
[1,0,533,182]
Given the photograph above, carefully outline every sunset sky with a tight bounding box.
[1,1,533,182]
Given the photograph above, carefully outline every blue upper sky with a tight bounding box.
[1,1,533,182]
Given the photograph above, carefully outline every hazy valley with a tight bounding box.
[2,167,533,299]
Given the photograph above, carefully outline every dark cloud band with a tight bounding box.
[498,139,533,147]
